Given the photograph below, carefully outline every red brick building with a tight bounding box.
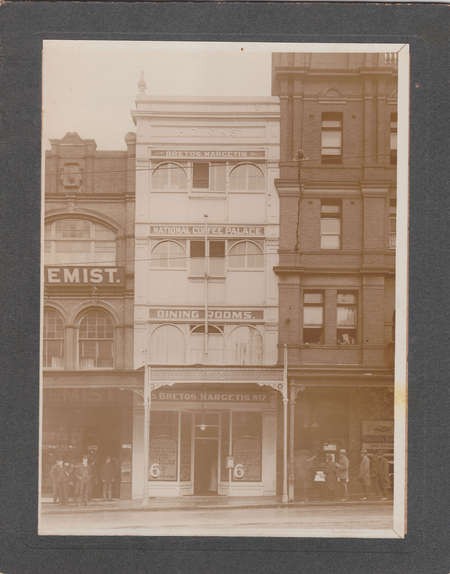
[272,53,397,498]
[42,132,137,498]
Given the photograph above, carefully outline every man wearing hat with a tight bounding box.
[335,448,350,501]
[358,449,371,500]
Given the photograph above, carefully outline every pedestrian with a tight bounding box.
[74,455,92,506]
[373,452,390,500]
[325,453,338,501]
[335,448,350,501]
[294,449,316,502]
[100,456,115,501]
[62,461,74,504]
[49,459,64,503]
[358,449,371,500]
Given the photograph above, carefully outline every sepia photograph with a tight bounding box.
[39,41,408,537]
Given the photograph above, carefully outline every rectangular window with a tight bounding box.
[389,200,396,249]
[337,292,357,345]
[321,112,343,163]
[149,412,178,481]
[390,112,397,164]
[303,292,324,344]
[192,162,209,188]
[232,413,262,482]
[190,240,225,277]
[320,201,341,249]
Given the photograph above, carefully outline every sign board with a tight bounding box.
[149,308,264,322]
[153,390,269,403]
[361,420,394,452]
[151,150,265,160]
[149,224,265,237]
[45,266,125,286]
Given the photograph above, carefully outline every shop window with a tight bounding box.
[232,412,262,482]
[303,292,324,344]
[228,326,263,365]
[152,162,187,190]
[190,324,224,364]
[43,308,64,368]
[45,219,116,265]
[389,200,396,249]
[337,292,357,345]
[149,412,178,481]
[192,162,226,192]
[190,240,225,277]
[320,201,341,249]
[390,113,397,165]
[150,324,185,364]
[321,112,343,163]
[78,309,114,369]
[150,240,186,268]
[229,163,264,192]
[228,241,264,269]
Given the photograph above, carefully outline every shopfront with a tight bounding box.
[41,387,133,498]
[132,382,279,498]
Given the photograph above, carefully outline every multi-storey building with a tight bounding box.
[271,52,397,497]
[42,132,136,498]
[131,81,283,498]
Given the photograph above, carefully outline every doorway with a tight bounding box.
[193,412,219,495]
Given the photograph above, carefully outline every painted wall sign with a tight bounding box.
[45,266,124,285]
[151,150,265,159]
[149,308,264,322]
[149,224,265,237]
[153,390,269,403]
[45,388,126,405]
[361,420,394,451]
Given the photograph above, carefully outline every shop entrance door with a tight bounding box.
[193,413,219,495]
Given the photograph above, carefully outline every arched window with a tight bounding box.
[150,325,185,364]
[229,164,264,192]
[228,326,263,365]
[228,241,264,269]
[78,309,114,369]
[150,241,185,268]
[43,308,64,368]
[44,219,116,265]
[152,163,187,190]
[190,324,224,364]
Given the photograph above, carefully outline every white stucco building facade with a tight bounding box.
[131,81,282,498]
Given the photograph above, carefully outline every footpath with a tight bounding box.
[41,495,392,515]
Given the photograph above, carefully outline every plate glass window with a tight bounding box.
[321,112,343,164]
[336,292,357,345]
[79,309,114,368]
[43,308,64,368]
[320,202,341,249]
[303,292,324,344]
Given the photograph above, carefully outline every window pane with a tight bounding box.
[304,293,323,304]
[321,131,342,148]
[337,293,356,304]
[230,164,264,191]
[211,164,226,192]
[321,204,340,214]
[321,218,341,234]
[337,306,357,327]
[209,241,225,257]
[56,220,90,239]
[209,257,225,276]
[303,327,323,344]
[94,224,115,240]
[193,163,209,188]
[320,235,340,249]
[191,241,205,258]
[304,306,323,326]
[229,242,246,267]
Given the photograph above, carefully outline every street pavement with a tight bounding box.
[39,500,394,537]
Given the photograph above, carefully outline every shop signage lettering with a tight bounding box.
[151,150,265,159]
[45,388,123,404]
[153,390,268,402]
[149,308,264,321]
[361,420,394,451]
[45,266,124,285]
[149,224,264,237]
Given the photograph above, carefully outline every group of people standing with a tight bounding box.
[295,448,391,502]
[49,455,117,505]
